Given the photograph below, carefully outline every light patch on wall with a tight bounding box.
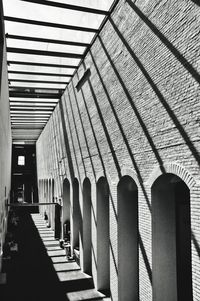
[18,155,25,166]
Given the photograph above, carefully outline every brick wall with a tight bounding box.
[36,0,200,300]
[0,7,12,270]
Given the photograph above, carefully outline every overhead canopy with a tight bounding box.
[3,0,117,144]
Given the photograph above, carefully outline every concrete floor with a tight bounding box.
[2,210,110,301]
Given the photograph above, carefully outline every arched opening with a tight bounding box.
[48,179,51,227]
[44,179,48,220]
[97,177,110,294]
[41,180,44,216]
[63,179,71,242]
[117,176,138,301]
[72,178,82,253]
[152,174,192,301]
[82,178,92,274]
[51,179,55,230]
[38,180,42,215]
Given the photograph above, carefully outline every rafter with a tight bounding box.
[7,60,77,69]
[7,47,83,59]
[4,16,98,33]
[6,34,90,47]
[20,0,109,15]
[8,70,73,77]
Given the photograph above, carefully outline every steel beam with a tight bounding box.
[9,79,68,84]
[8,70,72,77]
[20,0,109,15]
[10,108,53,111]
[7,60,77,69]
[4,16,98,33]
[9,86,64,91]
[7,47,83,59]
[9,92,62,98]
[6,34,90,47]
[10,101,57,105]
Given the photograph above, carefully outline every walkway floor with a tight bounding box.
[2,211,110,301]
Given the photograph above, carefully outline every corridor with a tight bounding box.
[1,0,200,300]
[2,209,109,301]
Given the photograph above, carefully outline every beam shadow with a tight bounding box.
[138,232,152,284]
[126,0,200,85]
[2,208,69,301]
[109,17,200,166]
[59,100,75,180]
[98,35,165,171]
[71,83,97,181]
[79,68,119,222]
[89,50,152,212]
[82,62,122,179]
[66,89,87,177]
[60,96,81,181]
[191,231,200,258]
[190,0,200,6]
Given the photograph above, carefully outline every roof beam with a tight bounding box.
[10,101,57,105]
[9,79,68,84]
[4,16,98,33]
[9,93,61,98]
[7,60,77,69]
[11,119,48,121]
[20,0,109,15]
[6,34,90,47]
[10,108,53,111]
[11,114,50,117]
[10,105,55,109]
[7,47,83,59]
[12,127,43,129]
[9,86,64,91]
[8,70,73,77]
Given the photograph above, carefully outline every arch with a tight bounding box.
[147,162,196,189]
[97,177,110,294]
[117,175,138,301]
[82,178,92,274]
[63,178,71,241]
[48,178,52,227]
[44,179,48,218]
[72,178,82,251]
[52,179,55,202]
[152,173,192,301]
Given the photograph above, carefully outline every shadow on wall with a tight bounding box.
[123,0,200,166]
[43,1,200,299]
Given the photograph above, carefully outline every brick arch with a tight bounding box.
[146,162,196,189]
[120,167,140,188]
[95,170,113,188]
[81,175,93,187]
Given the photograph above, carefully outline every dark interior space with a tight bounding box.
[11,144,38,208]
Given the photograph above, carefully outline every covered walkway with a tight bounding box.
[2,209,109,301]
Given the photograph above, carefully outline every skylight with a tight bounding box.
[3,0,117,143]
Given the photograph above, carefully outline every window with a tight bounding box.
[18,155,25,166]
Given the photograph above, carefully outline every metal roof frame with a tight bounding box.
[3,0,119,143]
